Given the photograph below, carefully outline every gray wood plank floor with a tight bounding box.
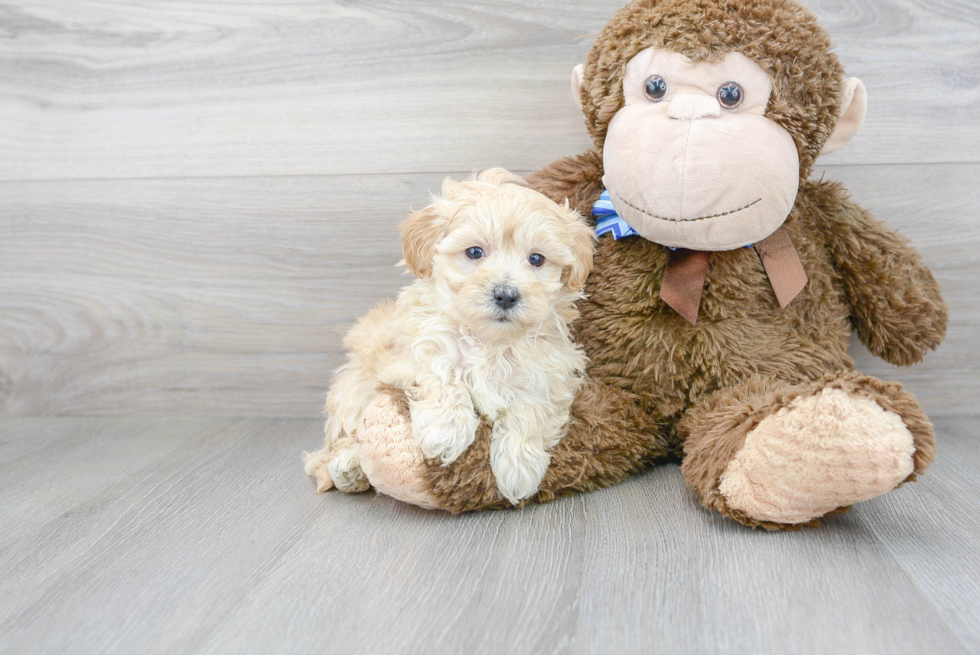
[0,416,977,654]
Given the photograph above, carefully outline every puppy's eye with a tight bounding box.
[465,247,484,260]
[528,253,545,267]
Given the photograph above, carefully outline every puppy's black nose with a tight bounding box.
[492,286,520,310]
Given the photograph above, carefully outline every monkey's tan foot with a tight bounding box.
[680,373,934,530]
[356,387,441,510]
[303,441,370,493]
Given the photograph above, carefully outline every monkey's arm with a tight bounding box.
[815,183,948,366]
[525,150,605,216]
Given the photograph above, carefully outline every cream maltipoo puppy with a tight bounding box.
[304,168,594,504]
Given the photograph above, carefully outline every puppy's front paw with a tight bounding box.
[490,436,550,505]
[303,445,370,493]
[303,448,335,492]
[411,402,480,464]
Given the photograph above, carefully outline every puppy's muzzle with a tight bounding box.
[492,285,520,311]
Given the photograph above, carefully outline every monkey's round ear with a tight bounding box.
[571,64,585,112]
[400,205,445,279]
[821,77,867,155]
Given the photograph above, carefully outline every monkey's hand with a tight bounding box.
[818,185,948,366]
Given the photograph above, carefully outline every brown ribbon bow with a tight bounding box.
[659,225,808,325]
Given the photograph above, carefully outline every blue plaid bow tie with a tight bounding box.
[593,189,639,239]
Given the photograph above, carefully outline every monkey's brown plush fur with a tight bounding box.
[419,164,944,525]
[348,0,947,529]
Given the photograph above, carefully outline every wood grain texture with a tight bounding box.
[0,173,430,416]
[1,164,976,417]
[0,418,328,654]
[861,416,980,653]
[0,0,978,181]
[0,417,228,549]
[0,416,976,654]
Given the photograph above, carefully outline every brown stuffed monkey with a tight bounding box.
[314,0,948,530]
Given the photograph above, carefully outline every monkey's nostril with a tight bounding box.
[492,286,520,310]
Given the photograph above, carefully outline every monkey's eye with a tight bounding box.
[717,82,744,109]
[528,253,545,267]
[466,247,484,260]
[643,75,668,102]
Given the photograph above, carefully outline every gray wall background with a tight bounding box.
[1,0,977,418]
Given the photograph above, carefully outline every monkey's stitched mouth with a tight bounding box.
[615,194,762,223]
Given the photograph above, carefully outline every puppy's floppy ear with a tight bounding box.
[560,202,595,291]
[400,204,446,279]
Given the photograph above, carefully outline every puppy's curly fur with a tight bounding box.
[304,169,595,504]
